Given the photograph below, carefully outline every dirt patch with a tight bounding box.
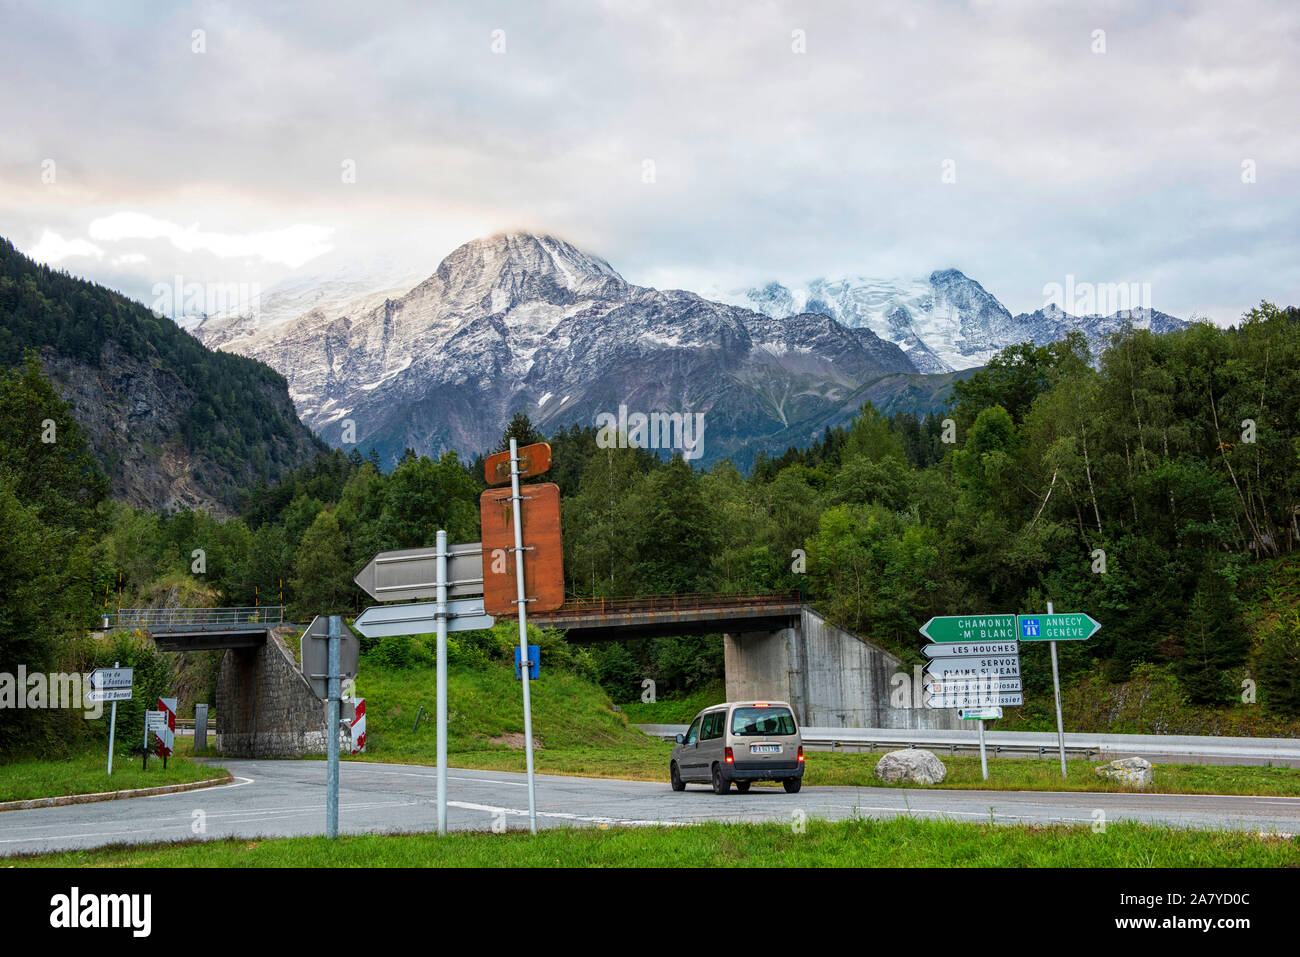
[489,733,544,750]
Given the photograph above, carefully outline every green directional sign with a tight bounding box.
[1016,612,1101,642]
[918,614,1017,643]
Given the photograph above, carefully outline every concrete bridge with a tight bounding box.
[107,606,329,758]
[532,592,958,730]
[111,591,956,758]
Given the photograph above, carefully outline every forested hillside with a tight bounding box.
[3,303,1298,755]
[38,303,1296,730]
[0,238,324,512]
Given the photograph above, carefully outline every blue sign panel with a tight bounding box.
[514,644,540,680]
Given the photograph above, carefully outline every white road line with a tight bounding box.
[343,768,528,787]
[447,800,665,827]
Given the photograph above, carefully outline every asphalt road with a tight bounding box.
[1,760,1297,856]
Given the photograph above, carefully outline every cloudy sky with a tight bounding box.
[2,0,1297,322]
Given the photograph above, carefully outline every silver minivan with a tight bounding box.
[670,700,804,794]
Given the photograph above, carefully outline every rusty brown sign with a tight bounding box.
[479,482,564,615]
[484,441,552,486]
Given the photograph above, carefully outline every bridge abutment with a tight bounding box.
[215,629,328,758]
[725,607,959,730]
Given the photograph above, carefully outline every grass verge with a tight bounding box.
[0,750,230,804]
[13,817,1298,867]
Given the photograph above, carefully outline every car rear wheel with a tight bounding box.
[712,763,731,794]
[734,781,751,793]
[783,778,802,793]
[670,762,685,792]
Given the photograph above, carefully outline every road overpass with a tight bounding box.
[107,605,328,759]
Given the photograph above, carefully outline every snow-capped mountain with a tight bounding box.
[209,233,930,466]
[197,232,1188,467]
[723,272,1188,372]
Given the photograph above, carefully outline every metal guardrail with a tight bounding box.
[106,606,285,632]
[533,590,803,619]
[637,724,1300,766]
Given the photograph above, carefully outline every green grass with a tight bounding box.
[0,750,230,804]
[351,661,650,758]
[13,817,1298,868]
[616,680,726,724]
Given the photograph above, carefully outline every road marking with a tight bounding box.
[447,800,666,827]
[344,767,529,787]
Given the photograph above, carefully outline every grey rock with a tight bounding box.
[875,748,947,785]
[1095,756,1154,788]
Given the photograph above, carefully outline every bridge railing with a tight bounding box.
[106,606,284,632]
[531,590,803,618]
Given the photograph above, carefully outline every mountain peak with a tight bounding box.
[434,232,625,298]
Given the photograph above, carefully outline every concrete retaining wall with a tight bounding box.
[724,606,960,730]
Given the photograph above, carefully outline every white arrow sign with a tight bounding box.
[86,687,132,703]
[927,692,1024,708]
[354,543,485,602]
[353,599,495,639]
[89,667,133,690]
[923,656,1021,678]
[926,677,1023,694]
[922,641,1020,658]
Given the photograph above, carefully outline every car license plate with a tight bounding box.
[751,745,780,754]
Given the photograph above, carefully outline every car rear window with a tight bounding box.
[731,706,797,737]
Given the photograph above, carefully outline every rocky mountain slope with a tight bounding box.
[202,232,1189,469]
[212,233,938,467]
[0,237,325,514]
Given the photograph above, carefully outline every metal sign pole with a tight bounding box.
[510,438,539,834]
[978,718,988,780]
[327,616,341,838]
[436,529,449,836]
[106,660,119,775]
[1047,601,1067,777]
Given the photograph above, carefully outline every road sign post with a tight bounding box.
[1014,602,1093,777]
[509,439,538,835]
[327,615,340,839]
[143,709,165,770]
[108,679,117,776]
[1047,602,1066,777]
[88,664,133,775]
[436,529,448,837]
[354,535,496,839]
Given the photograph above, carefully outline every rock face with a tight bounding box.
[1095,756,1154,788]
[875,748,947,785]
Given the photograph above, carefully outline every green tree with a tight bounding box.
[290,510,353,617]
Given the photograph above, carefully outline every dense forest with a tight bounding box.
[2,304,1300,756]
[0,238,323,507]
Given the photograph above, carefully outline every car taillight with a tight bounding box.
[797,746,804,763]
[725,746,734,764]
